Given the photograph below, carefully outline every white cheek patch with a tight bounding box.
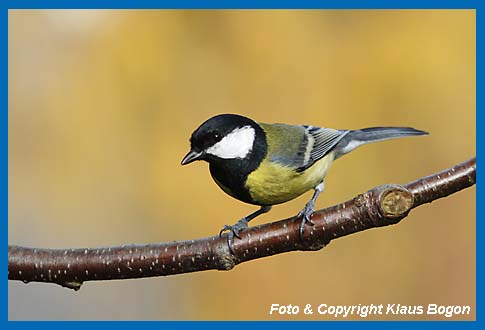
[206,125,255,159]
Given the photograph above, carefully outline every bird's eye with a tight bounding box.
[212,132,220,139]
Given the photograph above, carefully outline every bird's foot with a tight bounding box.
[297,201,315,240]
[219,218,249,254]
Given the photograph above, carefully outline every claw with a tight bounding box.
[298,201,316,240]
[299,216,315,239]
[219,218,249,254]
[219,225,241,238]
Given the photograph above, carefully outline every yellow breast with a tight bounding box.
[245,152,335,205]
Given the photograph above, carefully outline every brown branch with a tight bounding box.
[8,157,476,291]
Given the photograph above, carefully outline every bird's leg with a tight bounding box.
[298,181,325,240]
[220,205,272,254]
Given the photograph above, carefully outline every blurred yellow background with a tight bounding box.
[8,10,475,320]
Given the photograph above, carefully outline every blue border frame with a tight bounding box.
[2,1,479,10]
[4,1,480,329]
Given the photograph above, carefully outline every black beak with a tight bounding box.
[181,150,203,165]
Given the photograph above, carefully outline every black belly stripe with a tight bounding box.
[207,123,268,206]
[210,162,255,204]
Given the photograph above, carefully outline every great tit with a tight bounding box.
[181,114,427,250]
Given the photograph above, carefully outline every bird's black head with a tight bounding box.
[181,114,261,165]
[181,114,268,205]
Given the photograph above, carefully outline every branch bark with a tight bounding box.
[8,157,476,291]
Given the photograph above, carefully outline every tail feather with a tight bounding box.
[334,126,428,158]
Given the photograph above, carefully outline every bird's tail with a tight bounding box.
[334,127,428,159]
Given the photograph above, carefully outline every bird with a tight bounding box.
[181,114,428,252]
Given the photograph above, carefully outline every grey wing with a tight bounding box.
[295,126,349,172]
